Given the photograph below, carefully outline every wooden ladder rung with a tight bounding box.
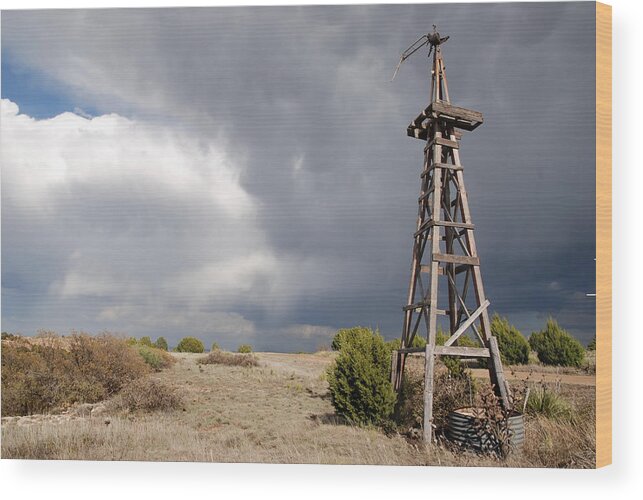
[414,219,474,238]
[396,347,426,354]
[434,346,490,358]
[421,163,463,177]
[402,303,448,315]
[433,253,480,266]
[425,137,460,150]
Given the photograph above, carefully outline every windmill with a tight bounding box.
[391,27,510,444]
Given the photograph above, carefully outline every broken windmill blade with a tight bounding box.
[389,30,509,446]
[391,25,450,81]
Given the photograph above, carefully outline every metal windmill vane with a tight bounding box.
[391,25,450,82]
[390,27,510,445]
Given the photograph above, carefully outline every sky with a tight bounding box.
[0,2,596,351]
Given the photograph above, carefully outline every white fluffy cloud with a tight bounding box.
[0,98,282,338]
[1,99,253,216]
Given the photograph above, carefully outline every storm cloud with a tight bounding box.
[1,3,596,350]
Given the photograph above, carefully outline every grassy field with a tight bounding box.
[1,351,595,467]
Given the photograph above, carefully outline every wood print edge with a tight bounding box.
[595,0,612,469]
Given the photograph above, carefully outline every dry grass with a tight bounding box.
[113,377,183,413]
[1,417,210,461]
[1,350,596,467]
[197,350,259,368]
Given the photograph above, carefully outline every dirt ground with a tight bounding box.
[1,351,596,466]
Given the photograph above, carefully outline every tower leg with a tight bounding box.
[488,336,510,408]
[390,350,398,385]
[422,343,436,444]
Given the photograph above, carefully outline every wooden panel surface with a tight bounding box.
[595,1,612,469]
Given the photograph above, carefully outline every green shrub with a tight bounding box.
[331,327,371,351]
[529,318,585,367]
[526,386,572,422]
[587,337,596,351]
[154,337,168,351]
[455,334,481,348]
[139,336,153,347]
[175,337,205,353]
[387,337,402,351]
[490,314,530,365]
[327,327,396,426]
[237,344,252,354]
[135,344,175,371]
[387,335,426,351]
[210,341,220,352]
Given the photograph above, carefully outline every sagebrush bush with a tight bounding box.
[198,350,258,367]
[237,344,252,354]
[1,333,149,416]
[327,327,396,426]
[395,364,425,430]
[490,314,530,365]
[433,370,479,431]
[154,337,169,351]
[529,318,585,367]
[116,378,183,412]
[68,333,150,396]
[210,341,220,352]
[135,344,175,371]
[175,337,205,353]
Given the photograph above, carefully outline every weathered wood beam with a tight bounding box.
[402,302,448,315]
[414,219,474,237]
[434,346,490,358]
[426,137,459,150]
[433,253,480,266]
[428,101,483,131]
[488,336,510,408]
[444,299,490,346]
[421,163,463,177]
[396,347,426,354]
[423,343,436,443]
[420,264,445,275]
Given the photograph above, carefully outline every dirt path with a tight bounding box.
[255,352,335,379]
[469,368,595,386]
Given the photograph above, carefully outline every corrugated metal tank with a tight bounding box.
[447,407,525,453]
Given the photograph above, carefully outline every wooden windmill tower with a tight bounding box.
[391,28,510,444]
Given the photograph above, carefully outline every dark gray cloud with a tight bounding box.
[1,3,596,350]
